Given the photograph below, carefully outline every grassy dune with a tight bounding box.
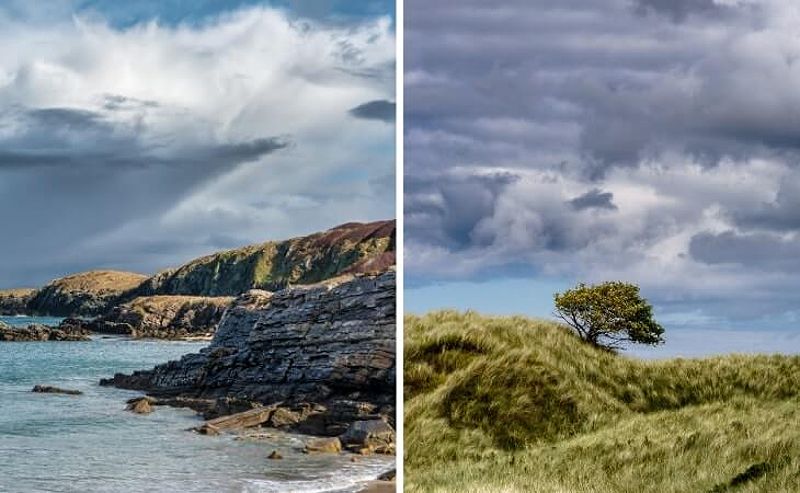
[405,311,800,492]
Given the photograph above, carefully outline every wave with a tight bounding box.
[241,465,393,493]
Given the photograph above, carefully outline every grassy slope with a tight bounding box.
[26,270,150,315]
[139,220,396,296]
[405,311,800,493]
[122,295,234,312]
[40,270,148,294]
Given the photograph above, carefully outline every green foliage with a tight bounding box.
[405,311,800,493]
[554,281,664,350]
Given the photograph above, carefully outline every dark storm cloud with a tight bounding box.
[732,176,800,232]
[0,106,288,170]
[406,0,800,327]
[406,171,519,249]
[568,189,617,211]
[633,0,726,22]
[349,100,395,122]
[206,137,289,162]
[0,4,396,289]
[689,231,800,270]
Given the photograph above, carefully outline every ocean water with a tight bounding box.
[0,317,392,493]
[2,315,67,327]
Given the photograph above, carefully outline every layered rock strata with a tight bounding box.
[101,270,396,437]
[90,295,233,339]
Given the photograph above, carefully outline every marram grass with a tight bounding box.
[405,310,800,492]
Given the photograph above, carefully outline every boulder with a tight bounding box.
[194,406,275,433]
[340,420,396,454]
[304,437,342,454]
[378,470,396,481]
[195,423,221,436]
[126,397,154,414]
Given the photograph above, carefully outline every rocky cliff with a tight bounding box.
[89,296,234,339]
[26,271,148,317]
[133,220,395,297]
[0,289,36,315]
[101,270,396,435]
[6,221,394,320]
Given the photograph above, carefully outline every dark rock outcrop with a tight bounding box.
[27,270,148,317]
[101,270,396,437]
[0,322,91,341]
[0,289,36,315]
[32,385,83,395]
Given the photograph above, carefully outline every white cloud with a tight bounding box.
[0,6,395,285]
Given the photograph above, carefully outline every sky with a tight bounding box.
[404,0,800,353]
[0,0,395,288]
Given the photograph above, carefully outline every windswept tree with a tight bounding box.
[553,281,664,351]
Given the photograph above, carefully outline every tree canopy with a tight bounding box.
[554,281,664,351]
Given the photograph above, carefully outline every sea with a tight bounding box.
[0,316,393,493]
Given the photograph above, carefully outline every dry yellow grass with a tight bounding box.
[405,311,800,493]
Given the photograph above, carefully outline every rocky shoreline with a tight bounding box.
[101,271,396,450]
[3,221,397,488]
[0,321,91,341]
[0,221,396,342]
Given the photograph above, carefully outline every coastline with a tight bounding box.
[360,480,396,493]
[0,333,394,492]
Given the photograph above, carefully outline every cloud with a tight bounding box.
[349,99,395,122]
[405,0,800,329]
[568,189,617,211]
[0,105,289,169]
[632,0,727,22]
[689,231,800,270]
[732,175,800,232]
[0,5,395,287]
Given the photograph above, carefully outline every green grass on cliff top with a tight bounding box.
[405,311,800,493]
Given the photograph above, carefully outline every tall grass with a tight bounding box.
[405,311,800,492]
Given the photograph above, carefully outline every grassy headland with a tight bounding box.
[405,311,800,492]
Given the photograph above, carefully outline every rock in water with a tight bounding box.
[194,407,275,432]
[101,270,396,437]
[195,423,221,436]
[377,470,396,481]
[126,397,154,414]
[339,420,396,454]
[304,437,342,454]
[32,385,83,395]
[0,324,91,342]
[267,450,283,460]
